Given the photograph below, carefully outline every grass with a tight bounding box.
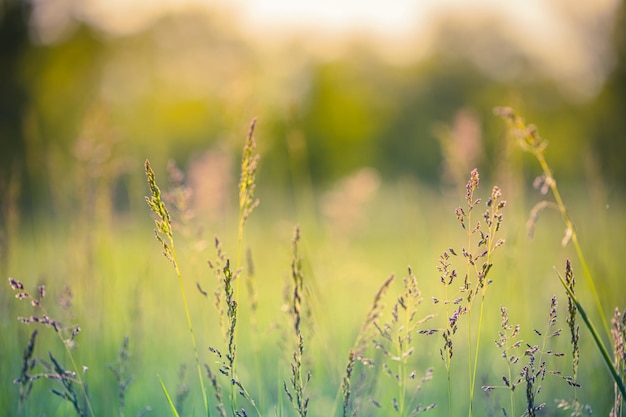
[2,109,626,416]
[145,158,210,416]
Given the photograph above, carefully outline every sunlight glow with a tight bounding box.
[29,0,620,98]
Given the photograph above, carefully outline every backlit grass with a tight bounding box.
[2,110,625,417]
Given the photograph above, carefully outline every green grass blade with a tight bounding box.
[159,375,182,417]
[555,268,626,399]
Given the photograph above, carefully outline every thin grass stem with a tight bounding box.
[495,107,610,340]
[145,159,209,416]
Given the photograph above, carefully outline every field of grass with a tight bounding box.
[1,110,625,417]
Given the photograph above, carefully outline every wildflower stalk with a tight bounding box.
[495,107,610,339]
[145,159,209,416]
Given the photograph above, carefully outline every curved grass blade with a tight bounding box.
[159,375,182,417]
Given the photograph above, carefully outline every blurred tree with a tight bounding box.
[299,53,395,184]
[0,0,32,200]
[0,0,33,275]
[2,0,621,217]
[19,24,105,216]
[378,58,487,183]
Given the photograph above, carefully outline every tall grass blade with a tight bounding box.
[159,376,182,417]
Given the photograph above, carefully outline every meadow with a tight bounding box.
[1,109,625,417]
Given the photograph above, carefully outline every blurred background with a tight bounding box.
[1,0,626,415]
[1,0,625,221]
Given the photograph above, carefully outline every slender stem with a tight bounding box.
[499,310,516,416]
[466,197,482,417]
[534,151,611,339]
[507,346,515,416]
[400,310,410,416]
[443,281,453,417]
[466,207,475,417]
[171,243,210,416]
[467,310,474,417]
[497,109,611,341]
[447,373,452,417]
[145,159,210,416]
[469,184,501,416]
[471,298,485,412]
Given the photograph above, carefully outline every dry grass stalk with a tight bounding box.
[107,336,151,417]
[610,308,626,417]
[9,277,95,417]
[361,268,436,416]
[14,329,37,414]
[435,169,506,416]
[484,296,581,416]
[340,274,395,417]
[481,306,523,416]
[237,118,260,269]
[554,259,591,416]
[206,259,262,416]
[145,159,209,415]
[284,226,311,417]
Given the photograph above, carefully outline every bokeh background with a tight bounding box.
[1,0,626,214]
[1,0,626,416]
